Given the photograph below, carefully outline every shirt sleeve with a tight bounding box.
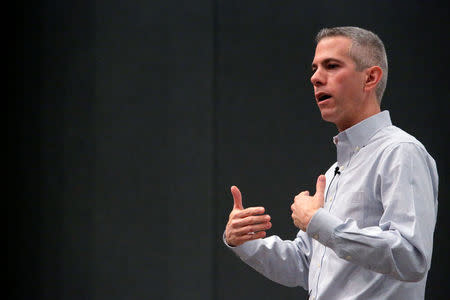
[306,142,438,282]
[223,230,313,289]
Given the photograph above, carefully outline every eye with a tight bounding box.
[327,63,339,69]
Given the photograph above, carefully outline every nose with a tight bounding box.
[311,69,325,87]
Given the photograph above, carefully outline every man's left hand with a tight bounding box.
[291,175,326,231]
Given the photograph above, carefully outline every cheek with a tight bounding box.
[335,69,359,84]
[337,78,361,99]
[334,72,352,88]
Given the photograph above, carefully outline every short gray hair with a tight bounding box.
[316,26,388,103]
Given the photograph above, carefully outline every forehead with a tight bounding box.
[312,36,353,64]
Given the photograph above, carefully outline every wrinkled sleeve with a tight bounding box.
[307,142,438,282]
[223,230,313,289]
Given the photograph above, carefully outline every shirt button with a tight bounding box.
[328,197,333,202]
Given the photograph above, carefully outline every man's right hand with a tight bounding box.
[225,186,272,247]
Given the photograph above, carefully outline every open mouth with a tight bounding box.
[317,94,332,102]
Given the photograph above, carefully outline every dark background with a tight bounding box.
[11,0,449,299]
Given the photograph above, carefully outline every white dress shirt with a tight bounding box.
[225,111,438,300]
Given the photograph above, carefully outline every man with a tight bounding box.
[224,27,438,300]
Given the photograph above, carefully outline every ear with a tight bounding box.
[363,66,383,93]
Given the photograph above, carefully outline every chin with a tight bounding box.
[319,110,336,123]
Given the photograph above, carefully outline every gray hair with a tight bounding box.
[316,26,388,103]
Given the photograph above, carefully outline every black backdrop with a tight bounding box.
[11,1,449,299]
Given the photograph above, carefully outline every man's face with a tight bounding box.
[311,36,366,131]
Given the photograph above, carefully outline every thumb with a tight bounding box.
[314,175,326,201]
[231,186,244,210]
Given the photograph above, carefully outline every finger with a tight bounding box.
[314,175,326,200]
[231,186,243,210]
[232,214,271,227]
[236,231,267,243]
[235,206,265,218]
[235,222,272,236]
[297,191,310,196]
[291,213,301,229]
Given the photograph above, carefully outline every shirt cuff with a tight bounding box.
[306,208,343,247]
[223,231,235,248]
[222,231,260,260]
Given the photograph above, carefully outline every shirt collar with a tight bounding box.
[333,111,392,148]
[333,111,392,166]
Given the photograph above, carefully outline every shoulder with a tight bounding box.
[374,125,429,155]
[373,126,437,171]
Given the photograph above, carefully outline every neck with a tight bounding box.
[337,96,381,132]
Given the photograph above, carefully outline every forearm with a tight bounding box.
[307,209,433,282]
[224,233,311,288]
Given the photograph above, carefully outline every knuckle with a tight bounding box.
[243,216,252,224]
[236,227,247,235]
[230,219,240,228]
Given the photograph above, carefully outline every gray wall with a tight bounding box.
[11,0,449,299]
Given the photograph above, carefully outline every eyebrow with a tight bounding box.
[311,58,343,70]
